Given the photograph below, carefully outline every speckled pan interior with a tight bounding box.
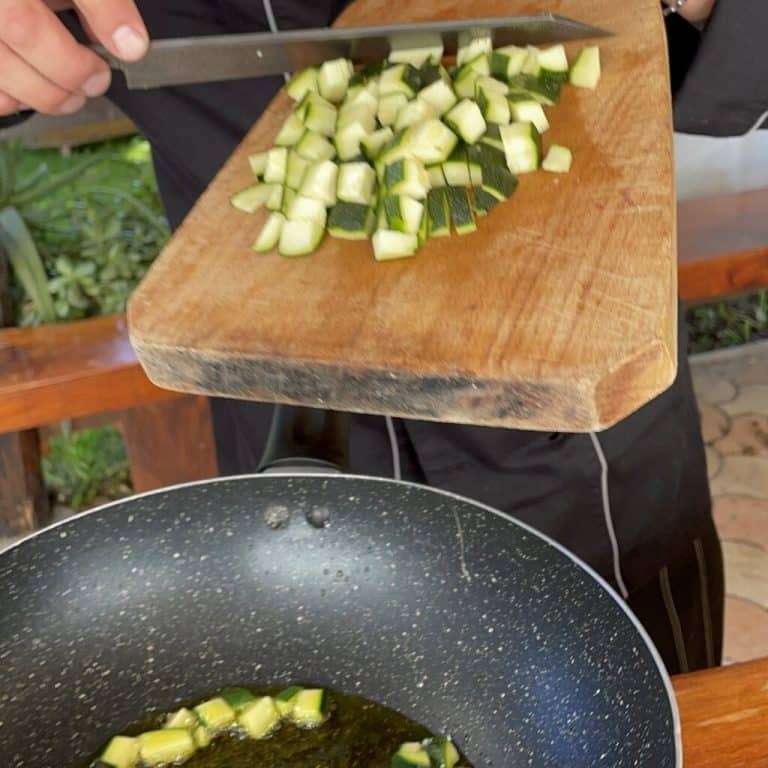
[0,475,679,767]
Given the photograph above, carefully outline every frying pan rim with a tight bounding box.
[0,472,682,767]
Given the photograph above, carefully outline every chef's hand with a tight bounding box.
[0,0,148,117]
[665,0,718,23]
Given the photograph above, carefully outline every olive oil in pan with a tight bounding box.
[89,688,452,768]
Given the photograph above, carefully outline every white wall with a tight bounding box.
[675,129,768,201]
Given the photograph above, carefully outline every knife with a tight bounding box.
[94,15,610,90]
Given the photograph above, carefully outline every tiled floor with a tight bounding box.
[692,341,768,665]
[2,343,767,664]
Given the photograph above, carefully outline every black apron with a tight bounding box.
[65,0,723,673]
[673,0,768,135]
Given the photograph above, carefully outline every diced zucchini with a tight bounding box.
[372,229,418,261]
[274,686,303,717]
[521,46,541,76]
[445,186,476,234]
[472,185,500,216]
[194,725,211,749]
[230,183,272,214]
[299,160,338,206]
[286,67,318,101]
[164,708,197,730]
[426,188,450,237]
[279,219,325,257]
[392,741,431,767]
[465,54,491,76]
[384,158,430,199]
[467,156,482,187]
[542,144,573,173]
[377,92,409,127]
[475,75,508,98]
[479,123,505,152]
[328,202,375,239]
[338,101,377,133]
[248,151,268,178]
[296,130,336,162]
[194,697,236,731]
[500,121,542,174]
[395,99,437,130]
[382,195,424,234]
[266,183,284,211]
[337,162,377,204]
[457,32,492,66]
[478,89,510,125]
[389,38,444,68]
[286,150,310,190]
[363,78,380,99]
[490,45,527,80]
[427,164,447,188]
[288,195,327,226]
[282,187,297,215]
[376,201,387,230]
[418,79,457,116]
[509,99,549,134]
[423,736,460,768]
[442,147,471,187]
[301,92,338,137]
[377,128,413,168]
[570,45,601,89]
[138,729,196,766]
[481,164,518,200]
[290,688,328,727]
[318,57,353,102]
[508,73,561,106]
[418,62,448,87]
[407,118,458,165]
[354,60,386,84]
[343,86,378,114]
[379,64,422,98]
[467,141,506,169]
[361,127,394,161]
[417,200,429,245]
[264,147,288,184]
[453,66,481,100]
[334,121,368,162]
[252,212,285,252]
[275,111,306,146]
[99,735,140,768]
[444,99,486,144]
[238,696,282,739]
[538,44,569,83]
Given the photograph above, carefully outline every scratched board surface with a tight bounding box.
[127,0,676,432]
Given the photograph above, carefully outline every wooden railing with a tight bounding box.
[2,189,767,534]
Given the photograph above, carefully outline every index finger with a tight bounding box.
[74,0,148,61]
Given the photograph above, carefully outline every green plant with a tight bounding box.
[686,291,768,354]
[0,137,169,326]
[0,140,112,323]
[43,424,132,510]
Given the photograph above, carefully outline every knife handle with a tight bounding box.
[0,111,35,130]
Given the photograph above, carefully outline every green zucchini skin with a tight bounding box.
[228,41,599,258]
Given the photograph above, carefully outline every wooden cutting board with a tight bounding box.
[127,0,676,432]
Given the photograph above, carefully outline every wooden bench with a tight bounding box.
[0,314,217,535]
[2,188,767,535]
[678,187,768,304]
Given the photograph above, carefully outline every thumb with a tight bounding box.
[73,0,149,62]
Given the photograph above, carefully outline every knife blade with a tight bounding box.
[94,15,610,90]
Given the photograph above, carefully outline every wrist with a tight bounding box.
[664,0,716,22]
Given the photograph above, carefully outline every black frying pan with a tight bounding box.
[0,473,680,767]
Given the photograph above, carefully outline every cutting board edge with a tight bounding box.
[130,333,675,432]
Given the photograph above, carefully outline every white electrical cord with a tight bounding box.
[261,0,290,82]
[385,416,402,481]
